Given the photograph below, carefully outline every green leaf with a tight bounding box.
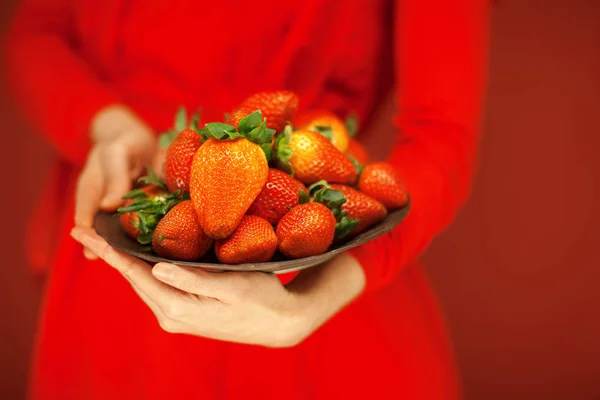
[141,245,153,253]
[237,110,263,134]
[122,189,150,200]
[261,143,272,162]
[158,129,177,149]
[196,127,208,141]
[138,166,168,190]
[174,106,187,133]
[275,126,294,174]
[347,155,364,176]
[204,122,239,140]
[314,125,333,141]
[335,216,359,240]
[299,190,310,204]
[137,212,149,235]
[118,200,152,213]
[189,108,202,131]
[137,231,154,245]
[308,180,331,194]
[345,112,359,138]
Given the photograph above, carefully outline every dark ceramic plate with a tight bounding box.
[94,200,410,274]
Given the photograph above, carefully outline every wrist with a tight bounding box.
[286,253,366,341]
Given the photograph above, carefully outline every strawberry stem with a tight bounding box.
[345,112,359,138]
[308,180,359,240]
[138,166,168,190]
[275,125,294,174]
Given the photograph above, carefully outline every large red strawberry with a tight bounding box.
[152,200,213,261]
[276,202,336,259]
[329,184,387,236]
[276,128,357,185]
[228,91,299,133]
[247,168,309,224]
[215,215,277,264]
[163,128,203,193]
[190,111,273,239]
[358,162,408,210]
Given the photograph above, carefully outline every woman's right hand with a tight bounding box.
[75,105,157,259]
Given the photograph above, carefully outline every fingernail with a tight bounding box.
[100,197,114,208]
[153,263,174,281]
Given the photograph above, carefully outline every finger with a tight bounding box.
[152,263,256,302]
[70,227,181,303]
[99,144,131,210]
[75,151,106,228]
[83,247,98,260]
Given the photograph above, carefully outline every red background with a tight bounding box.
[1,1,599,399]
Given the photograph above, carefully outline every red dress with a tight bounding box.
[5,0,489,398]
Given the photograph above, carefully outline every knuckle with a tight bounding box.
[162,302,184,320]
[158,318,179,334]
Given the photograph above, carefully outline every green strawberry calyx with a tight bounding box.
[202,110,275,161]
[345,112,359,138]
[158,106,205,149]
[313,125,333,141]
[347,154,364,176]
[308,180,359,240]
[275,124,294,175]
[118,167,188,247]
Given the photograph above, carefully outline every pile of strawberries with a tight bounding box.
[118,91,408,264]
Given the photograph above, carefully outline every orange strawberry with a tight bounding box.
[358,162,409,210]
[152,200,213,261]
[163,128,203,192]
[295,110,350,152]
[230,91,299,133]
[247,168,309,225]
[346,139,370,165]
[329,184,387,236]
[276,127,357,185]
[276,202,336,259]
[215,215,277,264]
[190,111,273,239]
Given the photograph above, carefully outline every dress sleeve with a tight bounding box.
[3,0,119,166]
[348,0,490,293]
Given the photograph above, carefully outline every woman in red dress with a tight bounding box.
[5,0,489,398]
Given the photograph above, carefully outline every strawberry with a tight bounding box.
[229,91,299,133]
[163,128,203,192]
[215,215,277,264]
[152,200,213,261]
[358,162,408,210]
[190,111,273,239]
[225,106,255,129]
[328,184,387,236]
[119,185,168,240]
[346,139,370,165]
[276,202,336,259]
[276,127,357,186]
[247,168,309,225]
[295,110,350,153]
[118,168,186,245]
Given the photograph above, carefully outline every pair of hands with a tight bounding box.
[71,105,366,348]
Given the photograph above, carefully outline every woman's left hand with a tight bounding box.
[71,227,312,348]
